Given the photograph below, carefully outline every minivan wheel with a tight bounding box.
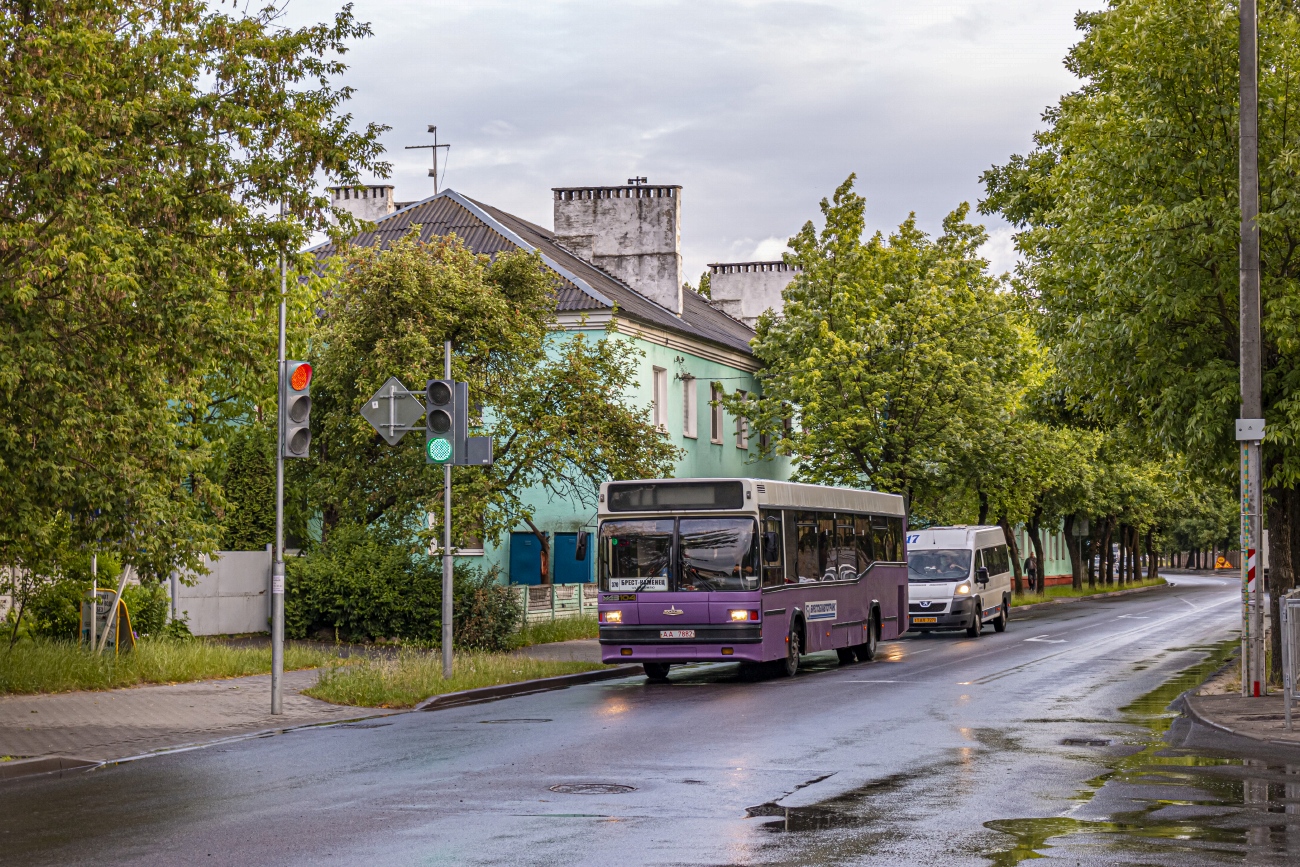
[966,607,983,638]
[993,598,1009,633]
[643,662,671,681]
[778,623,801,677]
[836,648,856,665]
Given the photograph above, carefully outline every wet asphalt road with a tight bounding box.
[3,573,1297,866]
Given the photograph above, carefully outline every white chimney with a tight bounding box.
[327,184,397,222]
[553,184,683,316]
[707,261,800,328]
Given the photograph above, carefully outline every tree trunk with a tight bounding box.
[998,517,1024,596]
[1267,483,1298,685]
[1145,529,1157,581]
[522,516,551,585]
[1027,507,1046,592]
[1064,514,1084,590]
[978,490,990,526]
[1101,518,1115,586]
[1086,530,1096,588]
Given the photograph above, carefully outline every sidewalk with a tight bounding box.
[0,669,387,766]
[1183,657,1300,747]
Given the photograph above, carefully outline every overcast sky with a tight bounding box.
[287,0,1103,281]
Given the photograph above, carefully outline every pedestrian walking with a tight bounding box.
[1024,554,1038,592]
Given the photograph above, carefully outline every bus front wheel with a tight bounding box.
[778,623,801,677]
[644,662,671,681]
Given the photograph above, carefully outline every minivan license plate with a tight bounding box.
[912,616,938,624]
[660,629,695,639]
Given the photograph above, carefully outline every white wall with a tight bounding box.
[173,550,271,636]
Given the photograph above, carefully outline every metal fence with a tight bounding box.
[515,583,598,626]
[1283,590,1300,730]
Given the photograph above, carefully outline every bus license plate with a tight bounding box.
[912,616,938,624]
[660,629,695,639]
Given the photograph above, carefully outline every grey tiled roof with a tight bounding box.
[310,190,756,356]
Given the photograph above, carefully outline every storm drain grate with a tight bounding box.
[1061,737,1111,747]
[339,722,392,729]
[550,783,636,795]
[479,719,552,724]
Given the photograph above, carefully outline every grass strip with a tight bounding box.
[1012,576,1167,607]
[305,650,604,708]
[513,615,598,648]
[0,638,334,695]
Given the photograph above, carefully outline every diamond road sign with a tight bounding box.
[360,376,425,445]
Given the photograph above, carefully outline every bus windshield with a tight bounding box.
[679,518,759,591]
[600,519,673,592]
[908,549,972,582]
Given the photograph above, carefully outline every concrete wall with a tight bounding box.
[708,262,800,328]
[173,551,271,636]
[328,184,397,222]
[553,185,683,315]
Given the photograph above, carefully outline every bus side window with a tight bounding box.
[855,515,874,566]
[871,517,889,565]
[783,510,799,584]
[836,514,857,580]
[795,511,821,583]
[760,510,784,588]
[888,517,904,561]
[817,514,837,581]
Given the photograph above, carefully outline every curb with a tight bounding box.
[1013,581,1172,614]
[415,665,642,712]
[0,755,100,782]
[1178,693,1300,750]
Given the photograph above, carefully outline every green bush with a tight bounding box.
[221,425,276,550]
[122,583,170,637]
[285,522,521,649]
[28,579,86,640]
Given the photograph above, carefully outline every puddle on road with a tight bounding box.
[984,638,1300,865]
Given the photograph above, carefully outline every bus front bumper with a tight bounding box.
[599,624,763,664]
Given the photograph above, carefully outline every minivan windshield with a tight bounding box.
[908,549,972,583]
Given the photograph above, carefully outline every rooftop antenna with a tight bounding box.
[628,176,648,186]
[405,126,451,194]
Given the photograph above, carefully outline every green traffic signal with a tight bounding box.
[427,436,452,463]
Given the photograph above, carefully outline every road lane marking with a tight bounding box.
[1116,615,1150,619]
[1025,636,1067,643]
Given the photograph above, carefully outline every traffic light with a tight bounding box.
[281,361,312,459]
[425,379,456,464]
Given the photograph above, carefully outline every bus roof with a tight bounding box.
[598,478,905,517]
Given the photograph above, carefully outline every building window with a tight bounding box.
[652,367,668,431]
[735,390,749,449]
[710,384,724,444]
[683,376,697,439]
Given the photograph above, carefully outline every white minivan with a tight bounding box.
[905,526,1012,636]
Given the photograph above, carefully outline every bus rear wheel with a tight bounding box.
[643,662,671,681]
[854,616,878,661]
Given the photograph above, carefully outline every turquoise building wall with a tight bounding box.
[464,326,791,584]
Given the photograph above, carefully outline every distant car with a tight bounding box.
[905,525,1012,637]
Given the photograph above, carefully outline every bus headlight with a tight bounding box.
[601,610,623,623]
[955,583,972,595]
[729,609,759,621]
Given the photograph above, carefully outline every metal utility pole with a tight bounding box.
[442,339,454,679]
[405,126,451,194]
[1239,0,1266,698]
[271,203,287,715]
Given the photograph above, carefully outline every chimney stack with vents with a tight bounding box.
[327,184,396,222]
[707,261,801,328]
[552,184,683,316]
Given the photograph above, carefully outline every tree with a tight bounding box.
[301,233,681,575]
[219,425,276,551]
[0,0,386,583]
[981,0,1300,677]
[728,175,1034,519]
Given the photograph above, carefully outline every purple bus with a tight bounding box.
[596,478,908,681]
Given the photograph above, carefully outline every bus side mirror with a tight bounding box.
[575,530,589,561]
[763,530,780,561]
[976,566,989,585]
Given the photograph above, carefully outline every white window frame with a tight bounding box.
[652,367,668,431]
[683,376,697,439]
[710,384,724,444]
[735,390,749,449]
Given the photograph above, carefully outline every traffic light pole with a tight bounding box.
[271,218,287,715]
[442,339,454,679]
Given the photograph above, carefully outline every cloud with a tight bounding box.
[286,0,1099,279]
